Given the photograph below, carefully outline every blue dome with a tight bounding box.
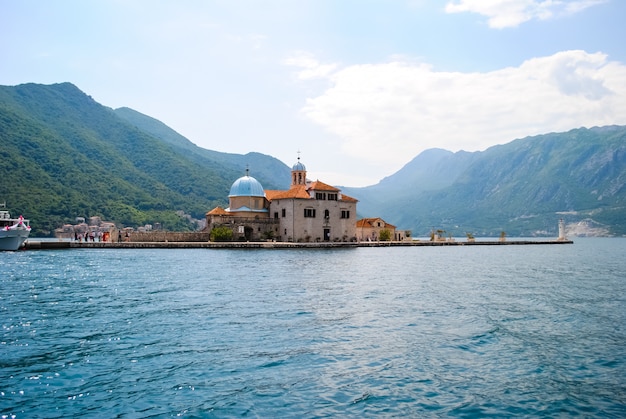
[292,161,306,171]
[229,175,265,197]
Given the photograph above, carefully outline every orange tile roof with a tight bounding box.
[265,185,311,200]
[263,178,360,203]
[309,180,339,192]
[264,190,281,200]
[206,206,229,216]
[356,218,376,228]
[356,217,395,229]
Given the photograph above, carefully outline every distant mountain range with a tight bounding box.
[342,126,626,237]
[1,82,624,236]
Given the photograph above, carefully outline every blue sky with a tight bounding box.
[2,0,625,186]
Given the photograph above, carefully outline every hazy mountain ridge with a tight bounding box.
[346,126,626,237]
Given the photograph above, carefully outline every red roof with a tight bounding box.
[206,206,229,216]
[266,185,311,200]
[266,184,359,203]
[356,217,396,229]
[309,180,339,192]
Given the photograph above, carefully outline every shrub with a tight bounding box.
[379,229,392,241]
[210,225,233,242]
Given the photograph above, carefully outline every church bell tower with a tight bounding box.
[291,153,307,187]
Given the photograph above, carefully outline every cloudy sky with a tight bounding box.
[2,0,625,186]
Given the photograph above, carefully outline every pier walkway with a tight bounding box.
[24,239,573,250]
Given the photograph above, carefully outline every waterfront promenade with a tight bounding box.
[24,239,573,250]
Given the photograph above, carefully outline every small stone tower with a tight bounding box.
[558,219,567,241]
[291,155,307,187]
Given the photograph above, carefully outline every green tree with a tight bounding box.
[379,229,391,241]
[210,225,233,242]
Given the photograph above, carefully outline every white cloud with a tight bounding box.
[283,51,338,80]
[445,0,607,28]
[294,50,626,171]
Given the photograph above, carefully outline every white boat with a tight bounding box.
[0,205,31,250]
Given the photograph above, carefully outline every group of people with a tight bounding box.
[117,230,130,243]
[71,228,132,243]
[73,230,111,242]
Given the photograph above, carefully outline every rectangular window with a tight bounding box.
[328,193,338,201]
[341,210,350,219]
[274,212,279,219]
[315,192,326,200]
[304,208,316,218]
[281,209,286,217]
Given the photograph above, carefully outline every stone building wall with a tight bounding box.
[272,198,357,242]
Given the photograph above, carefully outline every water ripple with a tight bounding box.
[1,241,625,417]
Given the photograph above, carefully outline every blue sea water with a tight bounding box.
[1,239,625,418]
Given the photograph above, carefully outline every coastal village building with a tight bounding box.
[356,217,408,242]
[205,158,358,242]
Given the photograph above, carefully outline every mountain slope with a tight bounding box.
[351,126,626,236]
[342,148,479,218]
[113,107,290,189]
[0,82,289,235]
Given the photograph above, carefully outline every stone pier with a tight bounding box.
[24,239,573,250]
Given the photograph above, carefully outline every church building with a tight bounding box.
[205,157,358,242]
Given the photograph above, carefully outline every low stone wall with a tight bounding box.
[129,231,211,242]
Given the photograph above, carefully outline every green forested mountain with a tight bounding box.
[0,82,289,235]
[344,126,626,237]
[113,107,291,190]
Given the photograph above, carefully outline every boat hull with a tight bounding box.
[0,228,30,250]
